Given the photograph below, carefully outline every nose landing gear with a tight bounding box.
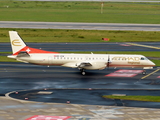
[142,70,146,75]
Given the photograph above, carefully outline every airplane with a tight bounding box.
[7,31,155,75]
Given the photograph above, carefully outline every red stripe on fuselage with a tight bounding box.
[13,46,59,55]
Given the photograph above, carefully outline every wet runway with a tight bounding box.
[1,62,160,108]
[1,41,160,109]
[1,42,160,52]
[9,89,160,108]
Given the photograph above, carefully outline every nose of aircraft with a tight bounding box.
[150,60,156,67]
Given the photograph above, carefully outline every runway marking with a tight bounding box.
[141,69,160,79]
[106,73,137,77]
[157,76,160,78]
[119,44,131,46]
[127,43,160,50]
[106,69,144,77]
[116,70,143,73]
[25,115,71,120]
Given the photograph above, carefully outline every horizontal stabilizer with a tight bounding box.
[17,51,30,57]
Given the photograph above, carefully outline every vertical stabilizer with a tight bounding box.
[9,31,26,54]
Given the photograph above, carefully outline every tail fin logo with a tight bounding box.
[12,39,21,46]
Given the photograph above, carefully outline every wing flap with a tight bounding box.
[62,62,92,68]
[78,62,92,68]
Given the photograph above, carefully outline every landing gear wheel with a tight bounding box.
[79,68,86,75]
[142,70,146,75]
[82,71,86,75]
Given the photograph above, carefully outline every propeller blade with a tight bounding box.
[107,55,110,68]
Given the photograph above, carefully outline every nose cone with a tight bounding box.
[143,60,155,69]
[150,61,156,67]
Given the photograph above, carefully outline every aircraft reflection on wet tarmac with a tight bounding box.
[1,62,160,108]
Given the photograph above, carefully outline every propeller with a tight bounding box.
[107,55,111,68]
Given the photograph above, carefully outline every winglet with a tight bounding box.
[9,31,26,54]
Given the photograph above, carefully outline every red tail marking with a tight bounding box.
[13,46,59,55]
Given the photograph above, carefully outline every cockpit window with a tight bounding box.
[141,57,148,60]
[141,57,145,60]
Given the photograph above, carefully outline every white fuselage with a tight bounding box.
[13,53,155,70]
[7,31,156,75]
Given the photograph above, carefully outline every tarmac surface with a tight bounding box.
[1,62,160,120]
[0,42,160,120]
[1,3,160,118]
[1,42,160,52]
[1,42,160,119]
[1,96,160,120]
[1,21,160,31]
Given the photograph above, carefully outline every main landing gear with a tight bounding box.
[82,71,86,76]
[79,68,86,75]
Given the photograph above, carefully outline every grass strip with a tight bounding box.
[1,28,160,42]
[0,1,160,24]
[103,95,160,102]
[0,56,18,62]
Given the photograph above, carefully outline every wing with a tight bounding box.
[62,61,107,70]
[61,62,91,68]
[78,62,92,68]
[79,61,107,70]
